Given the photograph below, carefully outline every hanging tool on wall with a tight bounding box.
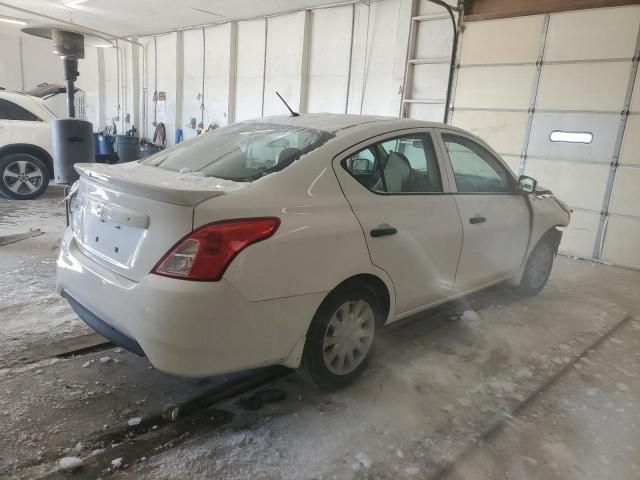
[152,122,166,148]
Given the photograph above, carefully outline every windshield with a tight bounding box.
[141,122,334,182]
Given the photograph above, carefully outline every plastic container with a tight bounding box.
[114,135,140,163]
[51,118,95,184]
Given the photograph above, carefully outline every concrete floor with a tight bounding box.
[1,186,639,480]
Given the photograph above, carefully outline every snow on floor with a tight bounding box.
[443,318,640,480]
[0,187,89,361]
[109,261,640,480]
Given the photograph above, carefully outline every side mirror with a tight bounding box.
[518,175,537,194]
[352,158,371,173]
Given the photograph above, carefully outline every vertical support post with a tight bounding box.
[131,37,141,133]
[115,41,121,126]
[519,13,549,176]
[593,22,640,260]
[175,30,184,140]
[228,21,238,125]
[97,47,106,129]
[299,9,312,113]
[260,19,268,116]
[345,3,356,114]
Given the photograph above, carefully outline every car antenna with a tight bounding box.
[275,91,300,117]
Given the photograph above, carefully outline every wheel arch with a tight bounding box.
[509,225,564,286]
[324,273,392,326]
[281,271,394,371]
[0,143,54,178]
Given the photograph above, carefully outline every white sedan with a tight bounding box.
[56,114,570,389]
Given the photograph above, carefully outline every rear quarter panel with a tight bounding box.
[193,151,395,312]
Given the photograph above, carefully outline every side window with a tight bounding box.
[442,134,513,193]
[344,147,383,192]
[343,133,443,194]
[0,99,41,122]
[379,134,443,193]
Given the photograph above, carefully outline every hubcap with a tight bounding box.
[3,160,43,196]
[322,299,375,375]
[528,243,553,289]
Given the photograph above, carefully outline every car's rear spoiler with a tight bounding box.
[75,163,249,206]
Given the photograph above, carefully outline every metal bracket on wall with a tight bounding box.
[592,22,640,260]
[518,14,549,177]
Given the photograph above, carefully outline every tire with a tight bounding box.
[300,282,382,390]
[0,153,50,200]
[513,238,556,297]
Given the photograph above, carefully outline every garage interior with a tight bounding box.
[1,0,640,478]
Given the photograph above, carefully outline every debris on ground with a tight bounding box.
[354,452,372,469]
[128,417,142,427]
[58,456,83,472]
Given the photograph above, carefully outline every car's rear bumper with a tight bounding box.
[56,228,325,377]
[63,292,145,356]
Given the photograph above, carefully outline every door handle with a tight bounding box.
[370,227,397,238]
[469,216,486,225]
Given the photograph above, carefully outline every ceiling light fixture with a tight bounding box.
[0,15,28,25]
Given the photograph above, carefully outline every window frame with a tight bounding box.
[436,129,519,195]
[0,98,43,122]
[338,129,448,196]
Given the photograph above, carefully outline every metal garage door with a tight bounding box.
[450,6,640,269]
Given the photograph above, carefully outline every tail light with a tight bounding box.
[152,218,280,281]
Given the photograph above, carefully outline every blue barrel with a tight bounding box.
[92,133,100,155]
[98,135,114,155]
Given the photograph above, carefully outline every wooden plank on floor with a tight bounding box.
[1,333,112,369]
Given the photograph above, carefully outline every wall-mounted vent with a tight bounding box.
[550,130,593,144]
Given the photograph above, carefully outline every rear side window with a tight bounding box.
[0,99,41,122]
[142,123,333,182]
[343,133,443,193]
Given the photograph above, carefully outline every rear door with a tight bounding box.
[435,129,530,291]
[334,128,463,315]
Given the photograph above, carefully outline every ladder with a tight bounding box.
[400,1,462,123]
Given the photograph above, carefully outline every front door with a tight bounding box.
[334,129,463,315]
[436,130,530,291]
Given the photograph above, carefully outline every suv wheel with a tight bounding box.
[0,153,50,200]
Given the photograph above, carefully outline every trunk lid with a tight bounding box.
[71,162,249,281]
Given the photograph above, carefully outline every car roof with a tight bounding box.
[245,113,458,136]
[0,90,55,120]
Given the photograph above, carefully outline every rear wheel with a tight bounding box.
[0,153,50,200]
[300,283,381,390]
[513,239,556,297]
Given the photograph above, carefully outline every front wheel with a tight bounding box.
[300,283,381,390]
[0,153,50,200]
[513,239,556,297]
